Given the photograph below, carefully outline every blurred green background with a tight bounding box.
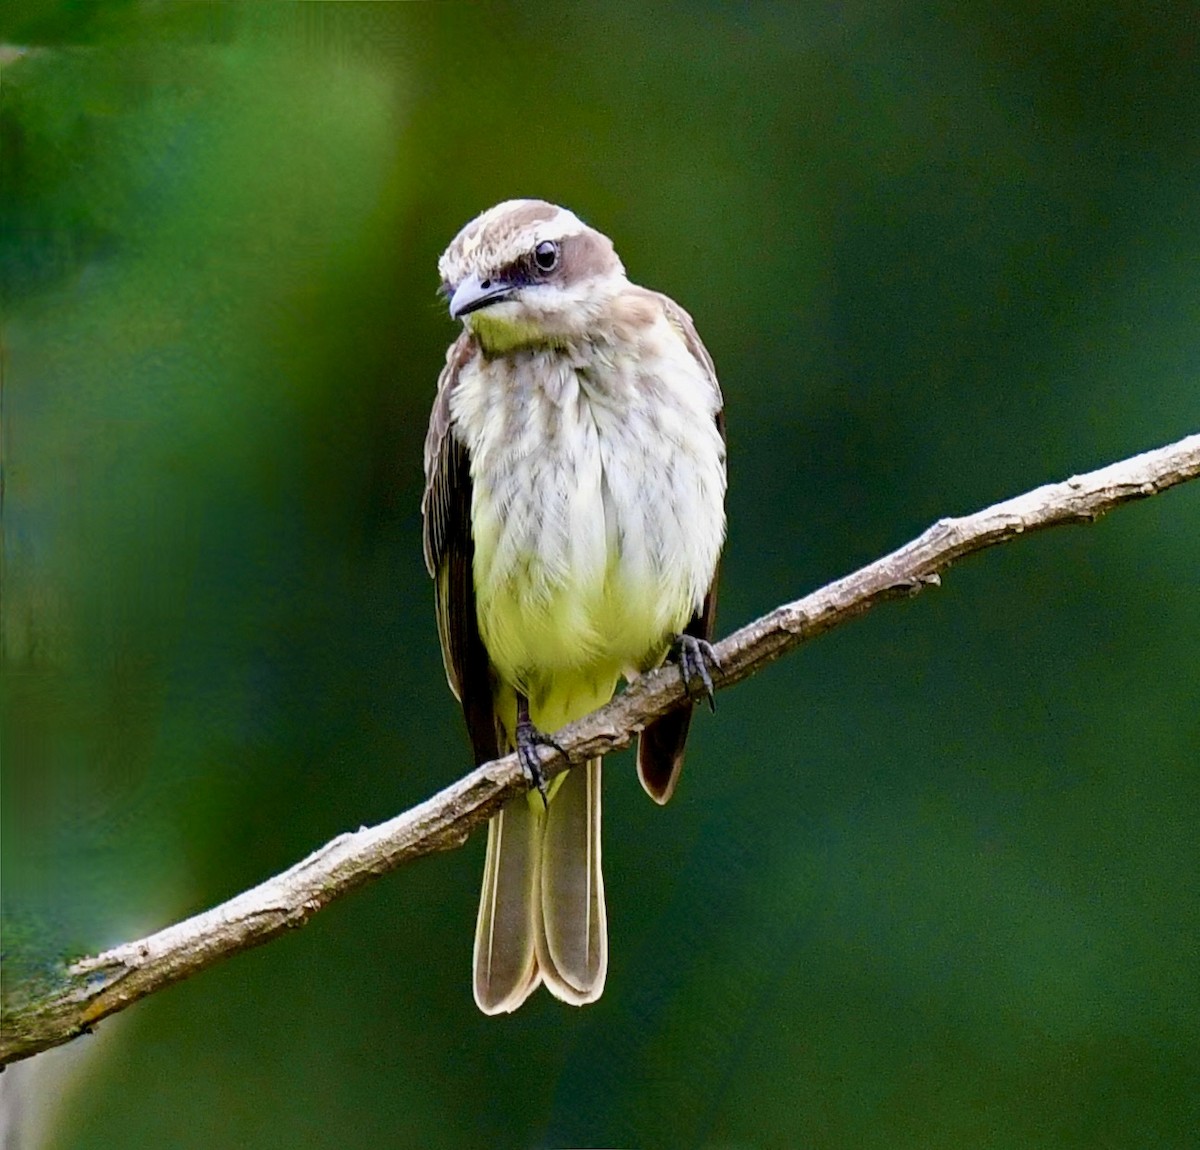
[2,3,1198,1147]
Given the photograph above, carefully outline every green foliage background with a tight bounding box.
[2,3,1197,1147]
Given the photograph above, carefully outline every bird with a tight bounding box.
[421,199,726,1014]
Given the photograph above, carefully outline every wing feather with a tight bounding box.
[421,334,500,765]
[636,296,726,805]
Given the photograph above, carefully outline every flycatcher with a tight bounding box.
[422,199,726,1014]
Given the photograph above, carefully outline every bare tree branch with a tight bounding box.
[3,432,1198,1067]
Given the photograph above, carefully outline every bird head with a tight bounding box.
[438,200,627,354]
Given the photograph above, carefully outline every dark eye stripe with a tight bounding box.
[476,229,617,292]
[494,256,540,288]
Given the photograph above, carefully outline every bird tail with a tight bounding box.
[472,758,607,1014]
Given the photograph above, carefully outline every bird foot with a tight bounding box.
[515,708,565,806]
[671,634,721,712]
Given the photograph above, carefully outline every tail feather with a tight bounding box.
[537,758,607,1003]
[472,760,607,1013]
[473,799,543,1014]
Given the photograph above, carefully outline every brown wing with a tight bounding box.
[636,296,726,806]
[421,333,500,766]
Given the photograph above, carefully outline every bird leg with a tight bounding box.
[671,634,721,712]
[515,691,565,806]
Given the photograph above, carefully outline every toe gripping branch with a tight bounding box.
[510,634,719,806]
[672,634,721,713]
[515,693,566,806]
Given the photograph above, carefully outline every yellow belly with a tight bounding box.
[476,554,693,729]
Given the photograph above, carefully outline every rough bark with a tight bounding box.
[2,432,1197,1067]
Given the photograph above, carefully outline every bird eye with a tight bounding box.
[533,240,559,272]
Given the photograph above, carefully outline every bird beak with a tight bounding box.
[449,273,516,319]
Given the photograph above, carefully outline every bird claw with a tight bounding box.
[672,634,721,712]
[515,709,564,806]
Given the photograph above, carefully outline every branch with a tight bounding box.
[3,432,1198,1067]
